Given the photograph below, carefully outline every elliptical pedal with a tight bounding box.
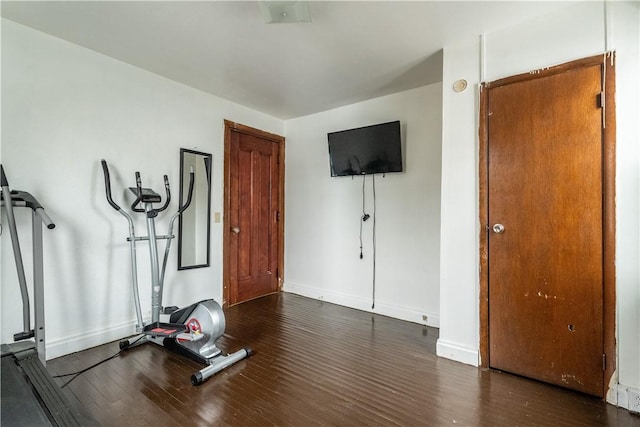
[142,322,189,338]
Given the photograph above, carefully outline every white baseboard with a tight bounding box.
[436,338,479,367]
[46,319,137,360]
[614,383,640,413]
[283,281,440,327]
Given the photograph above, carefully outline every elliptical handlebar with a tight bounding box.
[102,159,181,217]
[131,172,144,213]
[101,160,122,212]
[158,175,171,213]
[128,171,171,214]
[178,169,195,214]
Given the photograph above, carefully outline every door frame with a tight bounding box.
[478,53,616,398]
[223,120,285,307]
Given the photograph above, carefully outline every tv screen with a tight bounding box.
[327,121,403,177]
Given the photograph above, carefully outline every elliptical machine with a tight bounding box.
[101,160,251,385]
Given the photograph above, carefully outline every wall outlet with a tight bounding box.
[629,390,640,414]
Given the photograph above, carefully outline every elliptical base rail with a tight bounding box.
[191,348,253,386]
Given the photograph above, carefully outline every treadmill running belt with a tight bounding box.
[1,344,91,427]
[2,352,52,426]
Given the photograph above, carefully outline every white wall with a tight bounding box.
[284,84,443,327]
[1,19,283,359]
[438,0,640,408]
[4,1,638,409]
[437,37,482,366]
[607,0,640,408]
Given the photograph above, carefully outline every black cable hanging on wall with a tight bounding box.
[358,173,377,310]
[371,174,377,309]
[360,174,368,259]
[360,175,384,310]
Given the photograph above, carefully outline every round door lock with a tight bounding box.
[492,224,505,234]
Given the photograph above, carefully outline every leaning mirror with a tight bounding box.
[178,148,212,269]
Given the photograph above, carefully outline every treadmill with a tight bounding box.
[1,164,95,426]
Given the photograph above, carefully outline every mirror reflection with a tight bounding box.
[178,148,212,269]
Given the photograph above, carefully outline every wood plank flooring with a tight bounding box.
[47,293,639,426]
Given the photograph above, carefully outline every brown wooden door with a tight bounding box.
[225,121,283,305]
[487,63,605,396]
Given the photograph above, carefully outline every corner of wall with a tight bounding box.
[436,338,479,367]
[613,383,640,413]
[284,281,440,328]
[46,320,137,360]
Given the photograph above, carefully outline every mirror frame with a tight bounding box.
[178,148,212,270]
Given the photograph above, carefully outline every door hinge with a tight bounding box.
[275,211,280,222]
[602,353,606,371]
[598,91,605,109]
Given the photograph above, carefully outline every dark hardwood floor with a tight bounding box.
[48,293,639,426]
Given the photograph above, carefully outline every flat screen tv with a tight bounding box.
[327,120,403,177]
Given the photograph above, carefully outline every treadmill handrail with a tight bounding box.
[0,191,56,230]
[0,164,55,345]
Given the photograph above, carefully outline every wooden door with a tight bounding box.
[484,60,611,397]
[224,121,284,306]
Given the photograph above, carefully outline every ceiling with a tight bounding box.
[1,1,574,120]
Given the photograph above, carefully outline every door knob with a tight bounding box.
[492,224,505,234]
[232,226,240,234]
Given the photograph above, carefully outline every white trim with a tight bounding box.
[614,383,640,412]
[46,319,137,360]
[283,281,440,328]
[436,338,479,367]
